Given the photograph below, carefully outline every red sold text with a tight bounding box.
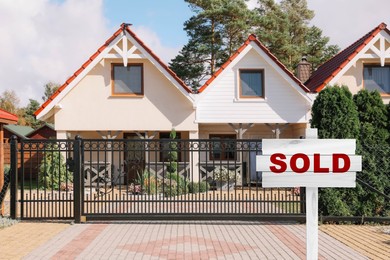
[269,153,351,174]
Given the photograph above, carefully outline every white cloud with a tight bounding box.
[307,0,390,49]
[132,25,181,64]
[0,0,110,106]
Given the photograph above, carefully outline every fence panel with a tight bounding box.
[16,139,75,220]
[80,139,305,221]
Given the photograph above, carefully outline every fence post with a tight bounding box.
[73,135,82,223]
[10,135,18,219]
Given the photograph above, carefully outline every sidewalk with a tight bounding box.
[2,221,386,260]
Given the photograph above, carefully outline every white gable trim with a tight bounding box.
[125,32,194,102]
[195,42,313,106]
[36,34,122,120]
[194,45,253,105]
[37,30,194,120]
[329,31,390,86]
[250,43,313,103]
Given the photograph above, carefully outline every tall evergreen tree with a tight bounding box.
[169,0,255,90]
[24,99,42,129]
[353,90,389,216]
[255,0,339,71]
[310,85,360,216]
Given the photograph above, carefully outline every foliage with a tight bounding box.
[42,82,60,101]
[136,169,160,195]
[352,90,390,216]
[310,85,360,139]
[166,129,178,175]
[162,173,188,197]
[0,90,20,115]
[24,99,42,129]
[188,181,210,193]
[311,86,390,217]
[212,166,238,182]
[169,0,255,90]
[255,0,339,71]
[39,144,71,190]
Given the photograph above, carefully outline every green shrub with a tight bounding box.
[162,173,188,197]
[188,181,210,193]
[39,145,71,189]
[136,170,160,195]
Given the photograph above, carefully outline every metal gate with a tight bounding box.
[9,136,305,222]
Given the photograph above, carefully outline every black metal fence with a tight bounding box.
[9,137,305,222]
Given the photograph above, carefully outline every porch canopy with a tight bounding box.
[0,108,18,215]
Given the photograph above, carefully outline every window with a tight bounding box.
[112,64,143,96]
[363,65,390,94]
[209,134,236,160]
[160,132,182,162]
[239,69,264,98]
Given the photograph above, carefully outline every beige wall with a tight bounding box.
[335,59,390,104]
[55,59,197,131]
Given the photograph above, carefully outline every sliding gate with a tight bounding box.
[10,137,305,221]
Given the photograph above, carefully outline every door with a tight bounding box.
[124,133,145,184]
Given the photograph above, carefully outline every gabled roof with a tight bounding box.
[34,23,192,118]
[0,108,18,124]
[198,34,310,94]
[26,123,55,139]
[4,125,33,139]
[305,22,389,92]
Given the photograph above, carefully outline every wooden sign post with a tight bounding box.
[257,138,361,260]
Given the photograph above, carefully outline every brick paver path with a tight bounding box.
[19,222,366,260]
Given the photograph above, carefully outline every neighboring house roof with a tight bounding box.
[26,123,55,139]
[34,23,193,119]
[305,22,389,92]
[198,34,310,94]
[4,125,34,139]
[0,108,18,124]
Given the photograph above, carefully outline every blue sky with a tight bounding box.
[0,0,389,106]
[103,0,192,48]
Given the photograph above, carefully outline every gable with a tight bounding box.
[55,58,197,131]
[35,24,193,121]
[306,23,390,93]
[196,42,313,124]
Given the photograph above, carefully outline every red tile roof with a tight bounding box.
[34,23,192,117]
[0,108,18,124]
[305,23,388,92]
[198,34,310,93]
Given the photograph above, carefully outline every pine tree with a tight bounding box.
[255,0,339,71]
[169,0,255,90]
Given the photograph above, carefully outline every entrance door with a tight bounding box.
[124,133,145,184]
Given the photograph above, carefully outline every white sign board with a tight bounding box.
[257,139,361,188]
[256,138,361,260]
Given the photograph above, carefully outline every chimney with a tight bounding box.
[296,57,312,83]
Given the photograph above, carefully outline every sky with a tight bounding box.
[0,0,389,107]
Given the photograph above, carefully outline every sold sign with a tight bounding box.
[256,138,361,260]
[257,139,361,188]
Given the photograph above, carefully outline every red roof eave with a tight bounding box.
[306,22,387,92]
[0,108,18,124]
[34,23,192,117]
[198,34,310,94]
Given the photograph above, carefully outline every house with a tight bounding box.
[305,22,390,104]
[26,123,56,139]
[33,24,314,184]
[3,125,33,142]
